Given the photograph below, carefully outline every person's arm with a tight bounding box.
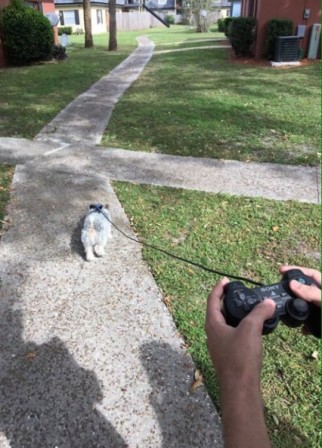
[220,377,269,448]
[205,278,276,448]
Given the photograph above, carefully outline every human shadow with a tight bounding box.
[70,215,86,260]
[139,341,223,448]
[0,306,127,448]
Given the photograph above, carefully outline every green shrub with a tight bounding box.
[0,0,54,65]
[217,18,225,33]
[223,17,234,37]
[164,14,175,26]
[58,26,73,36]
[229,17,256,56]
[265,18,293,59]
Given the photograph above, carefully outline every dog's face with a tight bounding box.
[89,204,109,212]
[89,203,103,212]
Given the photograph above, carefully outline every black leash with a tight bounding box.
[90,204,264,287]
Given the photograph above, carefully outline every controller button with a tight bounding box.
[237,292,246,301]
[243,302,252,311]
[247,296,257,305]
[243,300,257,311]
[234,299,243,307]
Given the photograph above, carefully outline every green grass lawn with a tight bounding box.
[1,25,320,165]
[0,32,140,139]
[113,181,320,448]
[102,30,320,166]
[0,25,222,139]
[0,164,14,224]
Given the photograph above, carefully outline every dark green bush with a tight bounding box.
[58,26,72,35]
[217,18,225,33]
[265,18,293,59]
[223,17,234,37]
[229,17,256,56]
[0,0,54,65]
[164,14,175,26]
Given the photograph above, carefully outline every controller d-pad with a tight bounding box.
[243,295,259,312]
[237,292,246,300]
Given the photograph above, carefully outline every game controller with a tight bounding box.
[222,269,321,338]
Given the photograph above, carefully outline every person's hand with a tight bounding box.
[279,265,321,308]
[205,278,276,388]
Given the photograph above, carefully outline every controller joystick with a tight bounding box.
[222,269,321,338]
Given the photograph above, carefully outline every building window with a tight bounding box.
[97,9,103,24]
[248,0,256,17]
[59,10,80,26]
[26,0,42,11]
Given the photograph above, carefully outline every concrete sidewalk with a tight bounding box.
[0,138,320,203]
[0,161,222,447]
[35,36,155,147]
[0,35,320,448]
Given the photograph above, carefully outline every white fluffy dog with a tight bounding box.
[81,204,112,261]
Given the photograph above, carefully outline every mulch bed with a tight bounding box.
[227,48,320,69]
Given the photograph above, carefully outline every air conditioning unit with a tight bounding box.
[307,23,321,59]
[274,36,300,62]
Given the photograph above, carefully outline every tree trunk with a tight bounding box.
[108,0,117,51]
[83,0,93,48]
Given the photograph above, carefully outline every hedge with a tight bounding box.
[229,17,256,56]
[0,0,54,65]
[265,18,294,59]
[58,26,73,36]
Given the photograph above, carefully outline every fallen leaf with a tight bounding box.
[311,350,319,360]
[272,414,279,426]
[0,216,13,236]
[163,295,172,308]
[25,352,37,360]
[272,226,279,232]
[190,369,203,392]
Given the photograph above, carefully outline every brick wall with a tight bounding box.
[241,0,321,58]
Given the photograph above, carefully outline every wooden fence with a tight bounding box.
[106,11,165,31]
